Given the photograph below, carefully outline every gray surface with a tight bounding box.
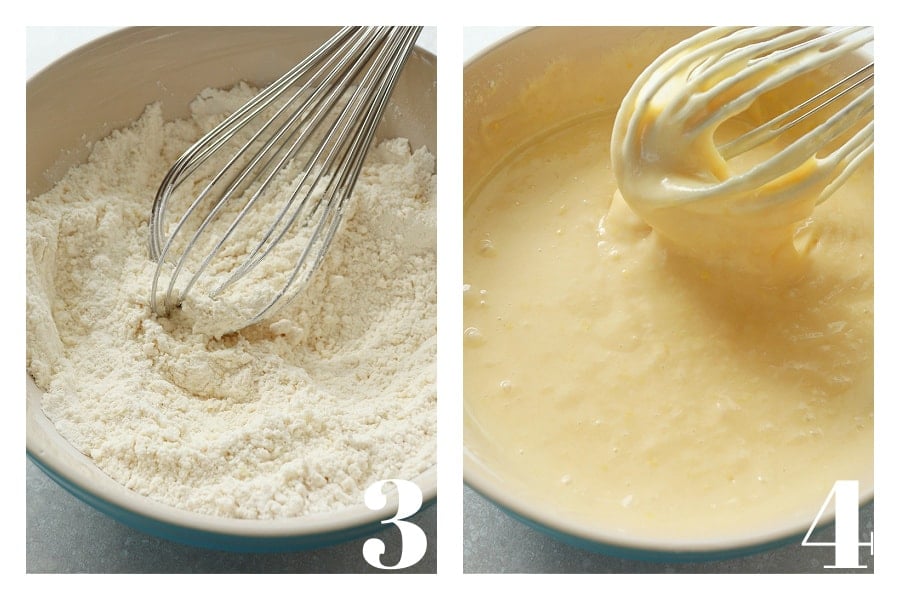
[463,485,873,573]
[26,458,436,573]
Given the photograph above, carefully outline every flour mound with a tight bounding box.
[26,87,436,519]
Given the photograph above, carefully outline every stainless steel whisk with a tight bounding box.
[148,26,423,329]
[613,26,874,214]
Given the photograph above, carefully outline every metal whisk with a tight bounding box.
[612,26,873,217]
[148,26,422,331]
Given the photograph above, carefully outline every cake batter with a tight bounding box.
[463,80,873,540]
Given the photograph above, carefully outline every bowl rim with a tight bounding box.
[462,25,874,560]
[464,446,873,560]
[27,388,437,541]
[26,25,437,549]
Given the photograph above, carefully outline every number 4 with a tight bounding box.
[802,480,874,569]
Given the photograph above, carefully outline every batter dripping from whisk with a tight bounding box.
[611,26,873,273]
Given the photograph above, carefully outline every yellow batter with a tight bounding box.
[463,65,873,539]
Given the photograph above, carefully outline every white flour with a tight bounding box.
[26,86,436,519]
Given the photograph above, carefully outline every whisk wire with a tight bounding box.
[728,86,873,210]
[149,26,422,325]
[148,27,356,261]
[238,27,422,322]
[153,27,382,311]
[718,62,873,160]
[613,25,874,217]
[679,27,872,137]
[177,27,392,302]
[214,27,417,292]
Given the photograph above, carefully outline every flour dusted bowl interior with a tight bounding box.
[463,27,873,560]
[27,27,436,551]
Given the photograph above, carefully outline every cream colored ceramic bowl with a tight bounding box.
[463,26,873,560]
[27,26,436,551]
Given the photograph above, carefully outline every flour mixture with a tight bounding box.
[27,85,436,519]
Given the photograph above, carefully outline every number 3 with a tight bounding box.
[362,479,427,570]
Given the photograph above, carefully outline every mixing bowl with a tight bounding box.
[27,26,436,552]
[463,26,874,562]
